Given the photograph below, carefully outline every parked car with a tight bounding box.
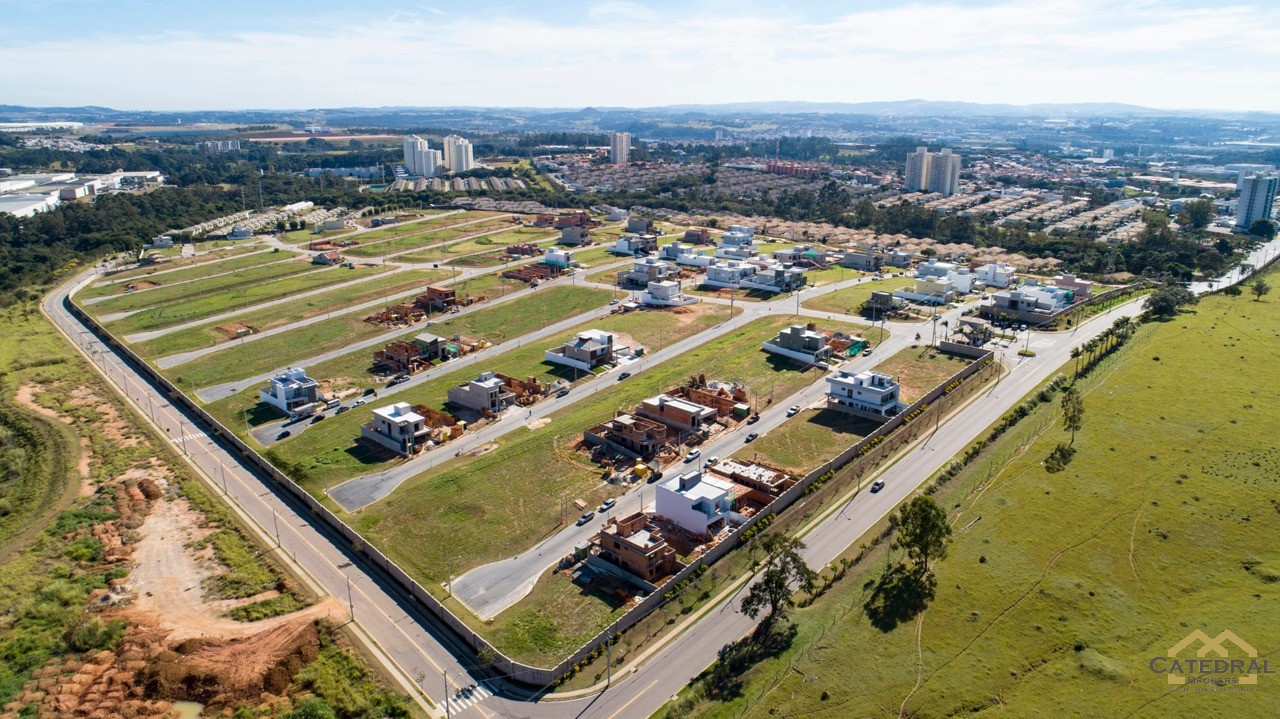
[745,432,759,443]
[684,449,701,463]
[575,511,595,526]
[311,414,325,424]
[353,399,367,407]
[870,479,886,493]
[617,372,632,381]
[706,456,719,465]
[276,430,291,440]
[786,405,801,417]
[609,299,621,305]
[862,348,873,356]
[556,388,570,398]
[335,405,350,414]
[746,413,760,424]
[362,387,376,396]
[598,498,617,512]
[1020,324,1029,331]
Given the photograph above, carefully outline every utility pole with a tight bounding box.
[272,509,281,545]
[444,670,451,719]
[606,631,613,688]
[346,576,354,620]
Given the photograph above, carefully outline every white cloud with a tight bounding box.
[1,0,1278,111]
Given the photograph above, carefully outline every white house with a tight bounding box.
[542,247,574,268]
[825,370,902,419]
[975,262,1017,288]
[361,402,430,457]
[259,368,320,416]
[916,258,957,279]
[894,275,956,304]
[609,233,659,256]
[619,257,677,286]
[1052,273,1095,298]
[661,242,713,268]
[989,282,1074,315]
[704,261,757,288]
[761,324,832,364]
[948,266,976,294]
[545,329,621,372]
[740,264,807,293]
[639,280,700,307]
[655,471,739,536]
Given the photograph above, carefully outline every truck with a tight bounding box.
[288,402,318,421]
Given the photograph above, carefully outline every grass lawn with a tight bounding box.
[800,277,910,315]
[737,408,881,475]
[280,210,458,245]
[198,285,613,427]
[872,346,973,402]
[446,238,560,268]
[89,257,319,316]
[804,265,867,288]
[78,250,281,300]
[98,244,266,282]
[344,217,517,258]
[668,278,1280,718]
[106,264,392,336]
[259,300,724,486]
[396,226,556,264]
[344,314,865,591]
[132,269,446,359]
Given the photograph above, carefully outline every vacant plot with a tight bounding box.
[261,301,722,485]
[394,226,555,264]
[344,217,517,258]
[738,408,881,475]
[279,210,458,245]
[447,238,560,268]
[90,257,319,316]
[671,284,1280,719]
[872,346,972,402]
[78,250,282,301]
[98,245,267,283]
[106,264,392,336]
[800,277,909,316]
[199,285,613,428]
[133,269,446,359]
[346,314,866,592]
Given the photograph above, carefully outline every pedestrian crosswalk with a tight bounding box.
[445,683,493,715]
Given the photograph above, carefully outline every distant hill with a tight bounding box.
[645,99,1193,118]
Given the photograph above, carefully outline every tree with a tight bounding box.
[740,534,816,627]
[1181,198,1215,229]
[1061,385,1085,444]
[1145,284,1197,319]
[892,496,951,571]
[1248,219,1277,240]
[1071,346,1083,377]
[1251,277,1272,302]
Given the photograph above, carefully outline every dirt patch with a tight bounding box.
[466,442,499,457]
[14,383,66,423]
[214,321,257,340]
[130,280,162,290]
[123,497,344,641]
[526,417,551,430]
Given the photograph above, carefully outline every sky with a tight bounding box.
[1,0,1278,112]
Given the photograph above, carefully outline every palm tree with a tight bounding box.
[1071,346,1083,377]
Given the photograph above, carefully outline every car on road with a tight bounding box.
[617,372,632,381]
[609,299,621,305]
[598,498,617,512]
[1020,324,1029,331]
[862,348,873,356]
[362,387,376,396]
[786,405,801,417]
[744,432,759,443]
[335,405,349,414]
[575,511,595,526]
[353,398,367,407]
[870,479,886,493]
[311,414,325,424]
[684,449,701,462]
[556,388,570,398]
[706,456,719,465]
[746,413,760,424]
[276,430,291,440]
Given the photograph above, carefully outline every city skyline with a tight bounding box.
[2,0,1279,112]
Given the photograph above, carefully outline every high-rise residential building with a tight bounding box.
[442,135,475,173]
[926,148,961,196]
[1236,173,1278,229]
[904,146,961,196]
[904,147,930,191]
[610,132,632,164]
[402,135,436,178]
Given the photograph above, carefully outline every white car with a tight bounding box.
[684,449,702,463]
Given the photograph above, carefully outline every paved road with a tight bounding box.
[114,264,405,341]
[44,250,1264,719]
[449,285,969,620]
[192,259,633,404]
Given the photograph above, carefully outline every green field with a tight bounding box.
[669,280,1280,717]
[873,346,973,402]
[344,217,517,258]
[133,269,446,359]
[106,264,392,336]
[446,238,559,268]
[90,256,318,315]
[800,277,909,315]
[395,226,556,264]
[737,407,880,475]
[347,314,866,585]
[279,210,458,245]
[78,250,282,300]
[199,285,613,427]
[99,244,266,282]
[258,299,720,486]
